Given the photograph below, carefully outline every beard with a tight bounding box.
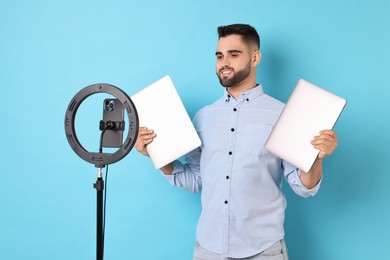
[217,60,252,88]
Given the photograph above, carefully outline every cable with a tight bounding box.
[99,120,115,153]
[102,164,109,258]
[98,125,110,258]
[99,128,108,153]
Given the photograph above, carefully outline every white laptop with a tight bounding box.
[131,76,201,169]
[264,79,346,172]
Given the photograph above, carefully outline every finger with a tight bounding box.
[137,128,156,140]
[136,134,155,147]
[319,129,335,135]
[311,131,337,146]
[142,132,156,142]
[138,127,152,136]
[311,136,332,145]
[319,130,338,142]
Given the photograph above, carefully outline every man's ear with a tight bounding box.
[253,50,262,66]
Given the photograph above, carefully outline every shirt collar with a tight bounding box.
[224,84,264,104]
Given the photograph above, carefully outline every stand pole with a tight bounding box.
[93,167,105,260]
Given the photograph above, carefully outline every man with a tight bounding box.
[136,24,338,260]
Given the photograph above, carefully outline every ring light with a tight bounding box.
[64,83,139,168]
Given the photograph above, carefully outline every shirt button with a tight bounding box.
[246,98,249,101]
[233,108,237,112]
[228,151,232,155]
[226,176,230,179]
[224,200,228,204]
[231,128,235,132]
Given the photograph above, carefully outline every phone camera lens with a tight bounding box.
[104,100,115,111]
[109,101,114,111]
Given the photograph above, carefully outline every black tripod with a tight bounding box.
[93,167,105,260]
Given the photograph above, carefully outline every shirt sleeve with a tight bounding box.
[161,147,202,193]
[283,160,322,198]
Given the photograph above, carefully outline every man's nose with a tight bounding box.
[220,56,230,67]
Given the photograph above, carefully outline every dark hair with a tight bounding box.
[217,24,260,49]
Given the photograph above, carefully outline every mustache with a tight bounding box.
[219,66,234,73]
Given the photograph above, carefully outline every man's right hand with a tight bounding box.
[135,127,156,157]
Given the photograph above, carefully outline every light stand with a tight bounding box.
[64,83,139,260]
[94,167,104,260]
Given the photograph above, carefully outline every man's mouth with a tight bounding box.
[220,68,234,76]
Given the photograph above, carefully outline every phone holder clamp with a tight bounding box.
[99,120,125,131]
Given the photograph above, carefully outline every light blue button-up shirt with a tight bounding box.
[164,85,321,258]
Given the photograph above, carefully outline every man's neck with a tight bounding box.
[227,79,257,100]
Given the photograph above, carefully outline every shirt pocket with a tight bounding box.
[199,127,227,153]
[241,123,273,155]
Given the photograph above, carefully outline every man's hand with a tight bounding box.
[311,129,338,159]
[135,127,156,157]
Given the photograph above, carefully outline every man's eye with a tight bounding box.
[216,55,223,60]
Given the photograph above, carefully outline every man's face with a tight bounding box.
[215,34,253,88]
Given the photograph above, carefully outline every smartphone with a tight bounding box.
[101,98,124,148]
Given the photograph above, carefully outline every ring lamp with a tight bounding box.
[64,83,139,168]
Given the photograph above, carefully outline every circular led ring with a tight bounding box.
[64,84,139,168]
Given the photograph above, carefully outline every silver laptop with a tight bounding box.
[131,76,201,169]
[264,79,346,172]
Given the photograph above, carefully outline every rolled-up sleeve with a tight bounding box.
[283,160,322,198]
[161,147,202,193]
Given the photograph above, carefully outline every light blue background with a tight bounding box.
[1,0,389,259]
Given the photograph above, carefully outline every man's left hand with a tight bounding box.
[311,130,338,159]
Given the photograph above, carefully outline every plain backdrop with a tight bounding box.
[1,0,389,259]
